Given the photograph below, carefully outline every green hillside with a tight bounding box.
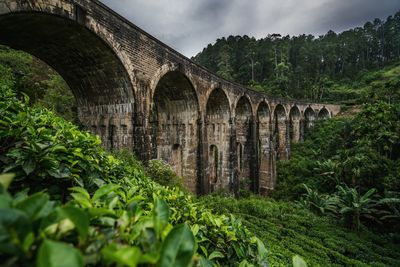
[192,12,400,104]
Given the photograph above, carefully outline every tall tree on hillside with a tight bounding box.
[217,44,234,80]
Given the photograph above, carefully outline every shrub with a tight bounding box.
[146,159,184,189]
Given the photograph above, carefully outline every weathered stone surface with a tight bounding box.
[0,0,341,195]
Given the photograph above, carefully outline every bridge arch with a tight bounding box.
[304,106,316,137]
[0,7,135,106]
[0,4,136,150]
[257,101,273,194]
[235,95,253,189]
[289,106,301,144]
[318,107,331,120]
[150,70,200,193]
[273,104,288,160]
[205,88,231,192]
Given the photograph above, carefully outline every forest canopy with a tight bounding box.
[193,11,400,104]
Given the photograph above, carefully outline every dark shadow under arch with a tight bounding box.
[304,107,316,133]
[318,107,331,120]
[0,12,134,106]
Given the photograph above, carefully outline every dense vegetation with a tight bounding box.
[0,45,76,122]
[0,82,267,266]
[200,196,400,266]
[273,100,400,230]
[193,11,400,103]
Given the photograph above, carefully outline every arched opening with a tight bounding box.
[289,106,301,144]
[208,145,219,192]
[235,96,253,188]
[318,108,331,120]
[273,104,288,160]
[304,107,316,137]
[257,102,273,194]
[151,71,199,193]
[0,12,135,150]
[206,88,231,191]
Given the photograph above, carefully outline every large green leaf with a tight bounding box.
[15,192,50,221]
[153,198,170,238]
[22,158,36,175]
[208,250,224,260]
[256,237,268,265]
[58,206,89,239]
[0,173,15,191]
[293,255,308,267]
[0,208,31,243]
[158,223,196,267]
[92,184,120,202]
[102,243,141,267]
[37,240,83,267]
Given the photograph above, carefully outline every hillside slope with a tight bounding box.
[192,11,400,103]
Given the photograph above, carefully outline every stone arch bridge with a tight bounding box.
[0,0,340,195]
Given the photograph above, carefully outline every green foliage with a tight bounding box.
[0,85,265,266]
[335,185,379,230]
[37,240,83,267]
[193,12,400,104]
[147,159,184,189]
[158,224,196,267]
[297,184,338,215]
[0,45,76,121]
[0,88,115,196]
[274,101,400,232]
[292,255,308,267]
[199,196,400,267]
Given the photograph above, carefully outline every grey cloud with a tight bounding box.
[100,0,400,57]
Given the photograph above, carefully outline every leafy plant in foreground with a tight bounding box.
[0,86,267,266]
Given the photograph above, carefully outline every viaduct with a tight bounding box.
[0,0,340,195]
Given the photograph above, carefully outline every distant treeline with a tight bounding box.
[192,11,400,103]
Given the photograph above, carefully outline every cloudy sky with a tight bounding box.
[100,0,400,57]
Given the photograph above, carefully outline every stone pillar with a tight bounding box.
[277,118,288,160]
[291,119,301,144]
[135,110,150,162]
[250,119,258,193]
[197,116,206,195]
[300,118,305,142]
[229,118,239,197]
[285,119,291,159]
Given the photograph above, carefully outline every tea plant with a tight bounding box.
[0,86,267,266]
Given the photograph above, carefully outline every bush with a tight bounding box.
[146,159,184,189]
